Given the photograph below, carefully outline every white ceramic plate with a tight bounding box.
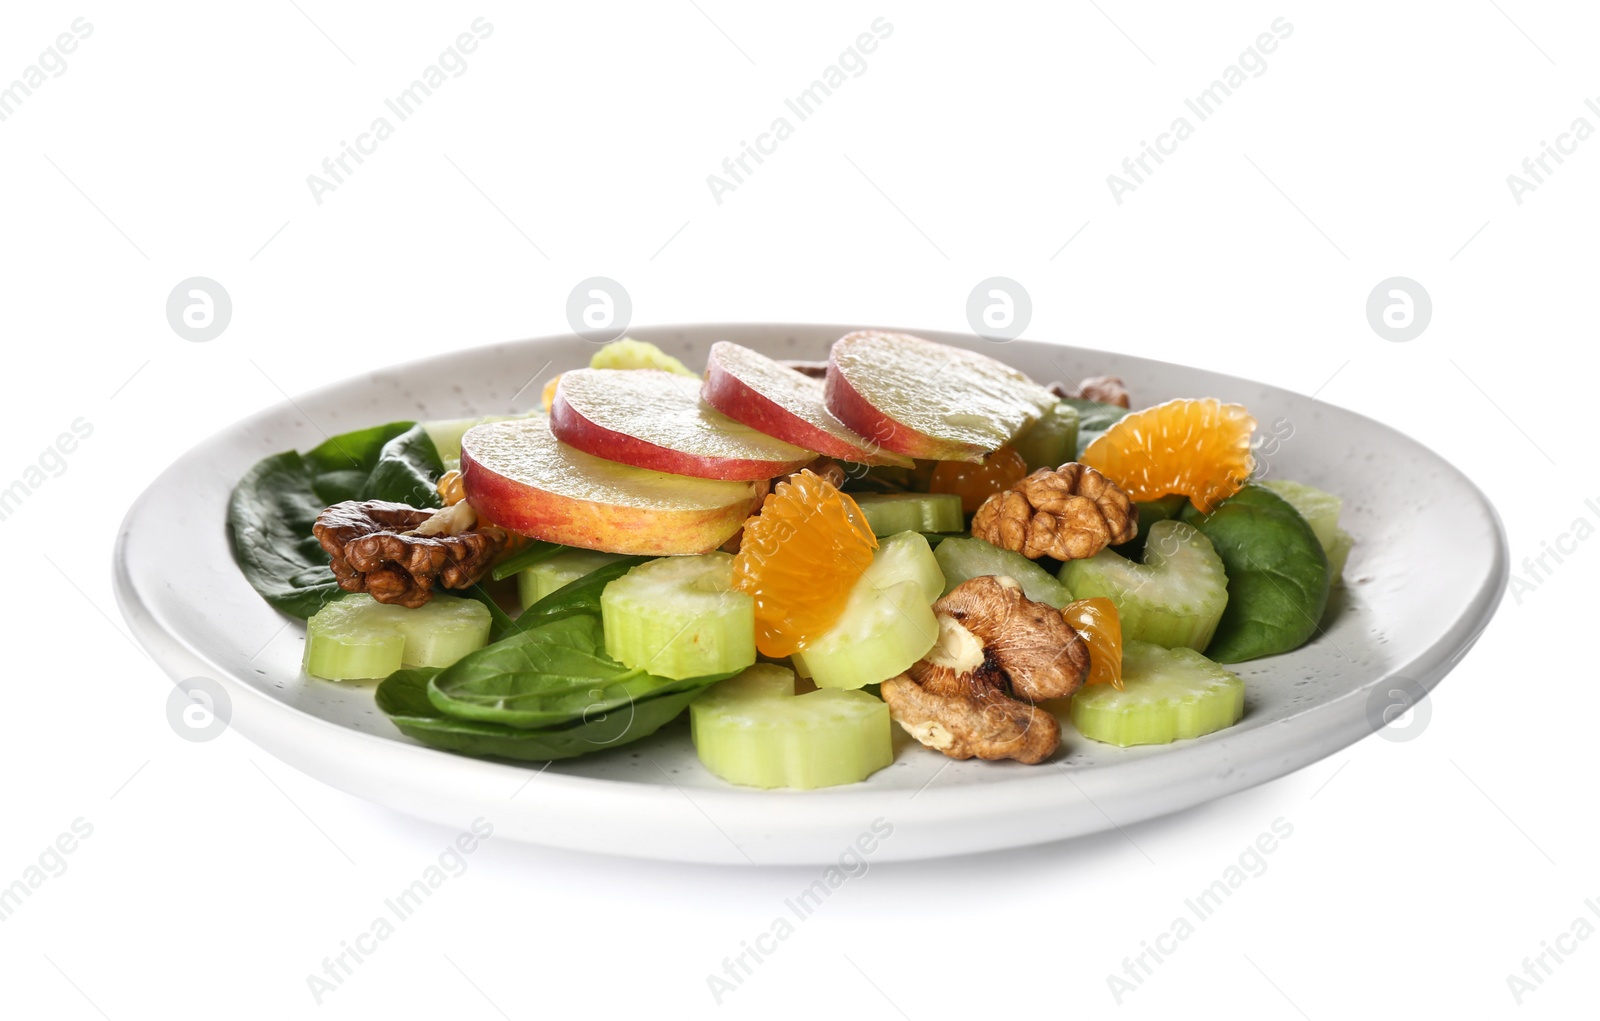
[114,325,1507,864]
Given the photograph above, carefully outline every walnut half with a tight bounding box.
[881,576,1088,764]
[1051,375,1131,408]
[971,462,1136,562]
[313,499,509,608]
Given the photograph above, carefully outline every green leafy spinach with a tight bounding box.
[425,614,717,728]
[227,422,444,618]
[377,665,706,761]
[380,558,730,760]
[1181,484,1331,663]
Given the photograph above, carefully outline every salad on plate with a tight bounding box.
[227,331,1353,789]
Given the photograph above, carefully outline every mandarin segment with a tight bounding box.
[1063,597,1123,689]
[1080,398,1256,514]
[929,445,1029,513]
[731,469,878,657]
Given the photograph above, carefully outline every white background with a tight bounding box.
[1,2,1595,1018]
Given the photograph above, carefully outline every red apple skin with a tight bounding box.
[701,351,907,466]
[549,390,810,482]
[823,353,987,462]
[461,446,759,555]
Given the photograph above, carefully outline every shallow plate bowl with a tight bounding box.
[113,325,1506,864]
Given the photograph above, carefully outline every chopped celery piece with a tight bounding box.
[600,554,755,680]
[1058,520,1227,650]
[798,580,937,690]
[934,536,1069,607]
[304,594,491,680]
[518,548,629,608]
[589,338,696,376]
[852,493,964,536]
[690,664,892,789]
[863,531,944,602]
[1011,401,1080,472]
[1069,641,1244,746]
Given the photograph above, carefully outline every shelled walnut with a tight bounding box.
[313,499,509,608]
[1051,375,1131,408]
[881,576,1088,763]
[970,462,1137,561]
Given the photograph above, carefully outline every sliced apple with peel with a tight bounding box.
[701,341,913,467]
[551,368,815,481]
[460,417,762,555]
[824,331,1057,462]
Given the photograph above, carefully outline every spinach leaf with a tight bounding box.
[361,424,447,507]
[227,422,445,618]
[1060,397,1131,458]
[378,554,722,758]
[426,614,722,728]
[1181,484,1330,663]
[226,451,343,618]
[377,666,705,762]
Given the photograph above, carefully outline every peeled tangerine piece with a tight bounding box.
[690,664,893,789]
[304,594,491,681]
[1063,597,1124,689]
[793,531,943,690]
[1081,397,1257,514]
[731,469,879,658]
[1068,641,1244,747]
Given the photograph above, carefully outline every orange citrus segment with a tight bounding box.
[541,375,561,412]
[1063,597,1123,689]
[1080,398,1256,514]
[929,445,1029,513]
[731,469,878,657]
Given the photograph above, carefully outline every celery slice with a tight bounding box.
[518,548,629,609]
[863,531,945,602]
[1068,641,1244,746]
[600,554,756,680]
[852,493,964,536]
[1058,520,1227,650]
[304,594,492,680]
[934,536,1069,607]
[798,579,937,690]
[1327,527,1354,580]
[690,664,892,789]
[1011,401,1080,472]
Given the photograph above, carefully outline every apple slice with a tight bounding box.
[460,417,762,555]
[550,369,815,481]
[825,331,1057,462]
[701,342,914,467]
